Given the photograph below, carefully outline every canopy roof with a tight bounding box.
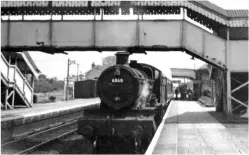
[1,1,248,19]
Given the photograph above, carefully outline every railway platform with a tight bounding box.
[1,98,100,143]
[146,101,248,155]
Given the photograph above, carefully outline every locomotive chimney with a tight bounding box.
[115,52,130,65]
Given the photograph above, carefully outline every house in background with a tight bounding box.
[1,51,41,110]
[85,64,107,80]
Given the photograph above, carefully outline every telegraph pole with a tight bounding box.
[66,59,76,101]
[77,64,79,81]
[66,59,70,101]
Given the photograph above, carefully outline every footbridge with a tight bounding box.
[1,1,248,115]
[171,68,196,79]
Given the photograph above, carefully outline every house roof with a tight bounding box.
[85,65,107,76]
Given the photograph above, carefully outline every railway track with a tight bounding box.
[1,120,78,154]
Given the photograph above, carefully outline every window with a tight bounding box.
[155,70,159,79]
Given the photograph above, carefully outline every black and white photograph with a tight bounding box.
[1,0,248,154]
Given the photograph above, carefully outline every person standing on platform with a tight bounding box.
[187,88,193,101]
[175,87,179,100]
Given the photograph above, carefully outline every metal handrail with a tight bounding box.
[1,54,9,66]
[15,66,33,91]
[1,53,33,91]
[1,53,33,105]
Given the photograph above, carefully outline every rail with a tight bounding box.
[1,53,33,107]
[1,120,77,154]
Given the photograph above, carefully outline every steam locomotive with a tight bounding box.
[78,52,173,154]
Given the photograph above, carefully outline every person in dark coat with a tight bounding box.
[175,88,179,100]
[187,88,193,101]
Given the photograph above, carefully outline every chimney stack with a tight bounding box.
[115,52,130,65]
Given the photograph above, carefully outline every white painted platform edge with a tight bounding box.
[21,101,99,117]
[2,100,100,121]
[145,101,174,155]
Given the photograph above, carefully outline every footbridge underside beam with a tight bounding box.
[171,68,196,79]
[1,20,248,71]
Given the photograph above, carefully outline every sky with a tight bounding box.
[208,0,249,9]
[29,51,205,80]
[26,0,249,80]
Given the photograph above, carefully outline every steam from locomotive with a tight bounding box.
[141,81,150,98]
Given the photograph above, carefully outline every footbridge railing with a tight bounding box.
[1,53,33,109]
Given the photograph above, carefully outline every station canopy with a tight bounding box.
[1,1,248,28]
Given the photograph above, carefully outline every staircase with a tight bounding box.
[1,53,33,109]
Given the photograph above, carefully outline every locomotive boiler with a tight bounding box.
[78,52,173,154]
[98,52,154,110]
